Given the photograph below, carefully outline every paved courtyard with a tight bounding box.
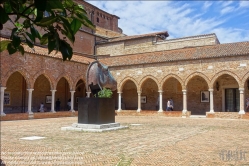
[1,116,249,165]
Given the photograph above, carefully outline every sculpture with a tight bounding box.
[86,60,117,97]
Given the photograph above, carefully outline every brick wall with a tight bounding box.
[76,0,120,32]
[1,50,89,113]
[96,35,218,56]
[110,55,249,113]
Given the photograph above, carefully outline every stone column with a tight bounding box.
[182,90,187,114]
[0,87,6,116]
[70,91,75,112]
[209,89,214,113]
[137,91,141,112]
[239,88,245,114]
[117,92,122,112]
[27,89,34,114]
[158,91,163,112]
[86,91,91,98]
[50,90,56,113]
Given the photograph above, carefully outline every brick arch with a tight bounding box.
[185,72,210,89]
[3,69,31,88]
[118,76,138,92]
[32,71,54,90]
[55,75,73,91]
[73,75,87,90]
[138,75,159,91]
[241,72,249,88]
[74,78,87,90]
[210,70,241,88]
[160,74,184,90]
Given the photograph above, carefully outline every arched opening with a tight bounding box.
[140,78,158,110]
[74,80,86,111]
[5,72,27,113]
[187,76,209,115]
[213,74,239,112]
[56,77,70,111]
[33,75,51,112]
[162,78,183,111]
[122,80,137,110]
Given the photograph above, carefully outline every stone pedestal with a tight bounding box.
[78,98,115,124]
[61,123,128,132]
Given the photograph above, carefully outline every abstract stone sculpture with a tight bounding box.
[86,60,117,96]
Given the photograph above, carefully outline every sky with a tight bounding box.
[86,1,249,44]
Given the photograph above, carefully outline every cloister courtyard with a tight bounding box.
[1,115,249,165]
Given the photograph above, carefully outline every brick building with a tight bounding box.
[1,1,249,118]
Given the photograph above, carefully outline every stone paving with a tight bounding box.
[1,116,249,165]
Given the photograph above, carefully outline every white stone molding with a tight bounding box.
[50,90,57,113]
[27,89,34,114]
[70,91,75,112]
[158,91,163,112]
[182,90,187,114]
[117,92,122,112]
[86,91,91,98]
[137,91,141,112]
[209,89,214,113]
[239,88,245,114]
[0,87,6,116]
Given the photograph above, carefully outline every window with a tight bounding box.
[97,17,99,23]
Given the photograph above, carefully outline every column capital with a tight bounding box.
[118,91,123,94]
[50,89,57,92]
[239,88,245,91]
[208,89,214,92]
[137,91,141,94]
[27,89,34,91]
[70,90,76,93]
[158,90,163,93]
[182,90,187,92]
[0,87,6,91]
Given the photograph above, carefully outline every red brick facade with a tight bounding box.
[1,0,249,120]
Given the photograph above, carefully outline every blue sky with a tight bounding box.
[87,1,249,43]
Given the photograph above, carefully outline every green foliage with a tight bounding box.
[0,0,95,59]
[97,88,113,98]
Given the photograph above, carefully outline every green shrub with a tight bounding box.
[97,88,113,98]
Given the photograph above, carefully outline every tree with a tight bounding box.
[0,0,95,60]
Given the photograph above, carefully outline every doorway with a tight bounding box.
[225,88,239,112]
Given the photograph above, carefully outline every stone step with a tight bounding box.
[189,115,206,118]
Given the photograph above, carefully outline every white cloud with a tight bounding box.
[87,1,249,43]
[220,6,235,15]
[239,1,249,8]
[203,1,212,10]
[213,28,249,43]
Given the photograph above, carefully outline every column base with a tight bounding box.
[182,109,187,114]
[50,110,56,113]
[27,111,33,115]
[70,110,75,113]
[137,109,141,112]
[157,109,163,112]
[209,110,214,113]
[0,112,6,116]
[117,109,122,112]
[239,110,245,115]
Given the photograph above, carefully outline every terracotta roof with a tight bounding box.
[0,37,95,64]
[99,41,249,67]
[102,31,169,43]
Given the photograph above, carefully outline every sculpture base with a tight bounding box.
[78,98,115,124]
[61,123,128,132]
